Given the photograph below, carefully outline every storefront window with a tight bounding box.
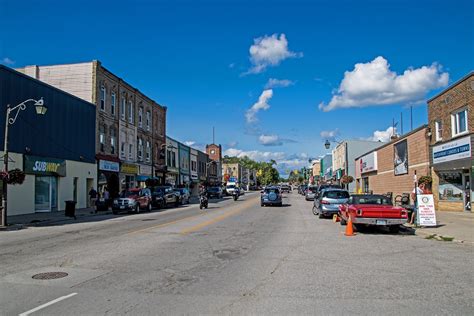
[35,176,58,212]
[438,172,463,201]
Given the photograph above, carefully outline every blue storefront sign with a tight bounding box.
[433,136,471,164]
[99,160,120,172]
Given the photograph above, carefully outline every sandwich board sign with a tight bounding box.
[417,194,437,226]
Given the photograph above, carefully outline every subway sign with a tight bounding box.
[24,155,66,176]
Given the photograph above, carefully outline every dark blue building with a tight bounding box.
[0,65,97,215]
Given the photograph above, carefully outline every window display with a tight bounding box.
[438,172,463,201]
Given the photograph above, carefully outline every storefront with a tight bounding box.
[24,155,66,212]
[137,164,153,187]
[432,135,472,212]
[120,163,139,191]
[98,158,120,198]
[356,151,378,193]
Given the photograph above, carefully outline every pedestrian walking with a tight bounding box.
[89,187,97,208]
[409,182,429,225]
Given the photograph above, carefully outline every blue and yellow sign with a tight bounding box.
[24,155,66,176]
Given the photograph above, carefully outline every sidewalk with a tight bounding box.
[409,211,474,245]
[6,207,111,228]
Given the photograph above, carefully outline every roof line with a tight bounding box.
[427,71,474,103]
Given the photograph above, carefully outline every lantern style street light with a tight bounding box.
[1,98,47,227]
[324,139,344,150]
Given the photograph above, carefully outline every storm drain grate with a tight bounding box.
[32,272,69,280]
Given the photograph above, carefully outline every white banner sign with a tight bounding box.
[359,152,377,174]
[99,160,119,172]
[417,194,437,226]
[433,135,471,164]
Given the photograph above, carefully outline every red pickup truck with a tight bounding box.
[112,188,152,214]
[338,194,408,233]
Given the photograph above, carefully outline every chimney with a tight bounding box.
[24,65,39,79]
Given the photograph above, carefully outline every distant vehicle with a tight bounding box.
[112,188,152,214]
[151,186,180,208]
[174,188,190,205]
[207,186,223,199]
[280,184,291,193]
[305,186,318,201]
[225,182,239,196]
[338,194,408,233]
[313,189,350,218]
[261,186,283,207]
[298,185,308,195]
[315,184,342,198]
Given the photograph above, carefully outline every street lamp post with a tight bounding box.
[1,98,47,227]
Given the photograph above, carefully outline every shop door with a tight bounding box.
[35,176,58,212]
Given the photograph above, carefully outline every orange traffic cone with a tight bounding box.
[345,216,355,236]
[333,214,340,223]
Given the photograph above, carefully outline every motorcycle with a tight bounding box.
[199,194,208,209]
[232,191,239,201]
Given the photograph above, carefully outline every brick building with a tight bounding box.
[428,71,473,212]
[355,125,431,201]
[17,61,167,195]
[206,144,222,184]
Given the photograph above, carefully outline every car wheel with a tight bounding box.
[147,203,152,212]
[135,204,140,214]
[354,224,364,232]
[175,199,180,207]
[389,225,400,233]
[161,200,165,209]
[312,206,319,216]
[318,212,324,219]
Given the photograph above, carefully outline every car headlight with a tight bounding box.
[128,199,136,205]
[113,200,118,205]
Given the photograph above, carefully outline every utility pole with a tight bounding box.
[410,106,413,131]
[400,112,403,135]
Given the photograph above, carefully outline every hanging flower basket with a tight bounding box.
[341,175,354,185]
[3,169,26,185]
[418,176,432,185]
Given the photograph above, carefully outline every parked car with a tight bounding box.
[112,188,152,214]
[305,186,318,201]
[95,196,109,212]
[298,185,308,195]
[261,186,283,207]
[313,188,350,218]
[338,194,408,233]
[174,188,190,205]
[314,184,342,200]
[207,186,223,199]
[151,186,180,208]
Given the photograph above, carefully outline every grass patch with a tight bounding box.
[439,236,454,242]
[425,234,437,240]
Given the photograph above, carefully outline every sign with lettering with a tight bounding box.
[24,155,66,176]
[99,160,119,172]
[359,152,377,174]
[121,163,139,174]
[417,194,437,226]
[433,135,471,164]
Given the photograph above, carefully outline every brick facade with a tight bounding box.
[355,126,430,202]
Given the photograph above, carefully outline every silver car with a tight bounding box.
[305,186,318,201]
[313,189,350,218]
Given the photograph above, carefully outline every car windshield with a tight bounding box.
[309,187,318,193]
[153,188,165,194]
[208,187,219,192]
[120,190,138,198]
[351,195,392,205]
[324,191,350,199]
[227,185,236,189]
[265,188,279,194]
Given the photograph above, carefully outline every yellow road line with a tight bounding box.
[127,213,205,235]
[180,196,257,235]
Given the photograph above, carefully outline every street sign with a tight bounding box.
[417,194,437,226]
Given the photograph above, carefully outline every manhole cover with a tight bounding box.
[32,272,68,280]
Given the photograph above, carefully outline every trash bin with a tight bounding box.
[65,200,77,219]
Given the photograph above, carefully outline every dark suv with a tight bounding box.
[151,186,180,208]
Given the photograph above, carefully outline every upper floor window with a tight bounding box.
[146,111,151,131]
[138,107,143,128]
[121,97,126,120]
[129,144,133,160]
[451,108,468,137]
[167,150,172,166]
[435,120,443,142]
[129,101,134,124]
[138,138,143,161]
[146,141,151,162]
[99,125,105,152]
[100,86,106,111]
[111,93,116,116]
[110,133,116,155]
[121,142,126,159]
[172,152,176,168]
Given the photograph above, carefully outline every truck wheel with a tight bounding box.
[175,199,179,207]
[135,204,140,214]
[147,203,152,212]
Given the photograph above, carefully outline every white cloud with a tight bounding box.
[367,126,396,142]
[227,141,239,148]
[259,134,283,146]
[228,63,235,69]
[184,141,196,147]
[245,33,302,74]
[319,56,449,112]
[245,89,273,123]
[320,129,339,140]
[1,57,15,65]
[264,78,294,89]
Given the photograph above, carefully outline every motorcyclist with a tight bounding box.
[199,184,209,209]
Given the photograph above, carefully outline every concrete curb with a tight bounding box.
[406,226,474,246]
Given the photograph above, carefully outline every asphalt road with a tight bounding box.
[1,191,472,315]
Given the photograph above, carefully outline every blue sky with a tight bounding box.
[1,0,473,175]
